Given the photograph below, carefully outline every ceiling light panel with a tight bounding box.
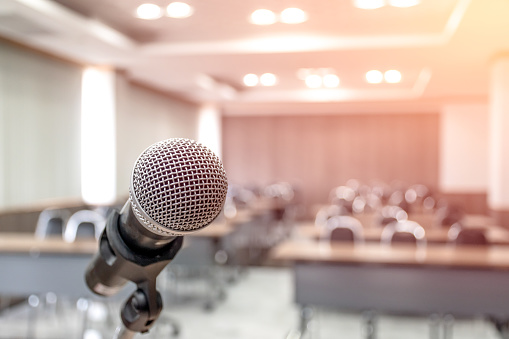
[366,70,384,84]
[384,70,402,83]
[243,73,259,87]
[250,9,277,25]
[323,74,340,88]
[260,73,277,86]
[136,3,163,20]
[280,8,308,24]
[305,74,322,88]
[166,2,194,18]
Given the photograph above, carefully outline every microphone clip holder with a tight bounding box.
[87,210,183,334]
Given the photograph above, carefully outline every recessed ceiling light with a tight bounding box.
[353,0,386,9]
[323,74,340,88]
[136,3,163,20]
[389,0,420,8]
[366,70,384,84]
[260,73,277,86]
[280,8,308,24]
[384,70,402,83]
[166,2,194,18]
[243,74,259,87]
[305,74,322,88]
[250,9,277,25]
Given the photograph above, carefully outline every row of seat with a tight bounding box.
[321,215,488,247]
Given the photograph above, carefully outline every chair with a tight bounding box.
[436,203,465,228]
[35,208,71,239]
[324,215,364,244]
[380,220,426,248]
[448,223,488,246]
[314,204,349,229]
[63,210,111,336]
[63,210,106,243]
[377,205,408,227]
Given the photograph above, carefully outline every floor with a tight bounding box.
[0,267,502,339]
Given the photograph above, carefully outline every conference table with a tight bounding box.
[0,233,97,297]
[271,239,509,337]
[0,219,237,298]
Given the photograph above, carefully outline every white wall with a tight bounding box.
[115,74,200,199]
[0,41,82,209]
[0,41,201,210]
[439,103,489,193]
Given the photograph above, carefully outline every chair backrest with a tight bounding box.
[448,223,488,246]
[35,208,71,239]
[63,210,106,243]
[325,215,364,244]
[314,204,349,228]
[377,205,408,227]
[380,220,426,248]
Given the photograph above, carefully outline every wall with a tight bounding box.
[0,40,82,209]
[222,113,439,216]
[0,40,201,213]
[115,74,200,199]
[439,104,489,214]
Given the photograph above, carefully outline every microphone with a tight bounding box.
[85,138,228,298]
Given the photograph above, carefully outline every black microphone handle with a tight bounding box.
[85,208,183,296]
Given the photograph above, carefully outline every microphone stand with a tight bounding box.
[86,210,184,339]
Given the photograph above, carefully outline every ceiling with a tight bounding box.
[0,0,508,115]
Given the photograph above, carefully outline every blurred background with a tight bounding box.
[1,0,509,338]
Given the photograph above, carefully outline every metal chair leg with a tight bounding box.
[361,310,377,339]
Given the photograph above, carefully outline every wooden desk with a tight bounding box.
[271,240,509,318]
[0,222,235,298]
[294,222,509,245]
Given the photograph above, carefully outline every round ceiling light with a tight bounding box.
[250,9,277,25]
[136,3,163,20]
[305,74,323,88]
[260,73,277,86]
[323,74,340,88]
[366,70,384,84]
[280,8,308,24]
[384,70,402,83]
[166,2,194,18]
[243,74,259,87]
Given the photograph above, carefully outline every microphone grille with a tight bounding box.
[130,138,228,235]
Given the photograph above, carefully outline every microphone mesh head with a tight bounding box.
[130,138,228,235]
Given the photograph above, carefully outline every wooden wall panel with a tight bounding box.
[222,114,439,216]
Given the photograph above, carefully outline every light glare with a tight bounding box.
[81,68,116,205]
[353,0,386,9]
[250,9,277,25]
[280,8,308,24]
[136,3,162,20]
[243,73,259,87]
[166,2,194,18]
[384,69,402,83]
[305,74,322,88]
[323,74,340,88]
[366,70,383,84]
[260,73,277,86]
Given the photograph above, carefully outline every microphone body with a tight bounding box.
[85,203,183,296]
[84,138,228,332]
